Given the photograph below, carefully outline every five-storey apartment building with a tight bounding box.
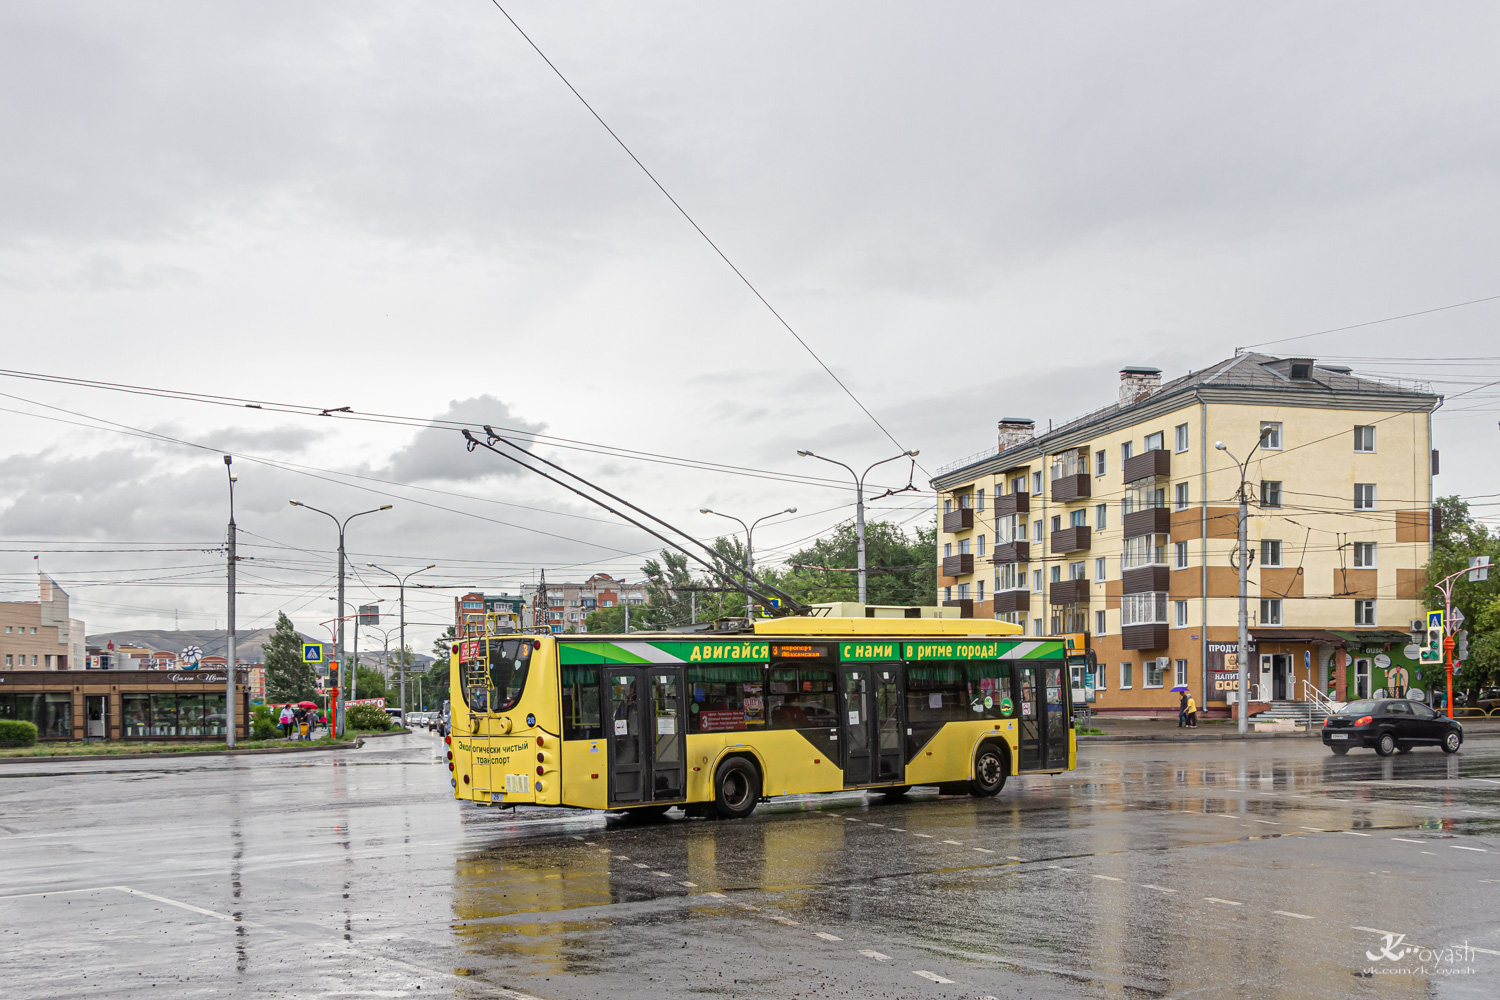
[932,355,1441,715]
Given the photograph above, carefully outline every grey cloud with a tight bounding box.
[374,396,545,484]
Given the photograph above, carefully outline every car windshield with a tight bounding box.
[1341,700,1381,716]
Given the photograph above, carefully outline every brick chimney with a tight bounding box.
[1119,366,1162,406]
[997,418,1035,452]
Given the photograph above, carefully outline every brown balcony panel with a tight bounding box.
[992,541,1030,564]
[942,508,974,533]
[1123,448,1171,483]
[1048,578,1091,605]
[992,589,1030,614]
[1050,473,1091,502]
[1122,565,1170,594]
[1050,526,1092,553]
[1121,623,1169,650]
[941,554,974,577]
[943,599,974,619]
[1122,506,1172,538]
[994,492,1030,517]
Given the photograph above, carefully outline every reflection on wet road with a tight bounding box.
[2,732,1497,998]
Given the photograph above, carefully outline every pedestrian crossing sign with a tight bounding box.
[302,643,323,664]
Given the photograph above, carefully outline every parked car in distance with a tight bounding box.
[384,708,404,728]
[1322,699,1462,756]
[1474,688,1500,713]
[439,700,450,737]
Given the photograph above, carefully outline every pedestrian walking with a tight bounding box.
[1178,690,1188,728]
[1187,694,1198,728]
[278,704,294,739]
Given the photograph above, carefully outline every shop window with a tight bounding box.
[42,693,71,738]
[124,694,151,738]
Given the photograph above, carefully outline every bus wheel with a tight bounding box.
[713,757,761,820]
[969,744,1008,797]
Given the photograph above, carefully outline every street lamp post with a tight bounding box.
[224,456,238,747]
[796,449,920,604]
[369,563,436,716]
[699,506,797,616]
[1215,428,1274,736]
[290,500,393,737]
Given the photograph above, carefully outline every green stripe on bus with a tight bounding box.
[556,642,652,665]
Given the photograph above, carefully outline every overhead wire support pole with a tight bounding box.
[369,563,436,718]
[797,449,920,604]
[700,506,798,617]
[1215,427,1273,736]
[463,428,808,614]
[224,455,238,747]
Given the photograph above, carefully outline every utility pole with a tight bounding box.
[700,506,798,616]
[369,563,435,717]
[291,501,392,737]
[797,450,919,604]
[224,456,238,747]
[1215,428,1272,736]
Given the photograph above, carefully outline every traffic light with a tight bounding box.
[1457,629,1469,661]
[1420,610,1444,664]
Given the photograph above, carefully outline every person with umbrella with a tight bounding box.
[1177,687,1189,728]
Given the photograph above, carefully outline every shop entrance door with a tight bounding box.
[1354,659,1371,699]
[606,667,686,806]
[85,696,107,739]
[1271,654,1293,699]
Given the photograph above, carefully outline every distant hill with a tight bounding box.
[87,628,434,667]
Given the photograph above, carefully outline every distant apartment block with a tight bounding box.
[0,574,86,670]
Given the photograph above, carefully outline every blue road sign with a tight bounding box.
[302,643,323,664]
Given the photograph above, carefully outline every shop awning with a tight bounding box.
[1250,629,1347,646]
[1326,629,1415,646]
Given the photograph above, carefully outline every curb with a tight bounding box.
[0,739,364,764]
[1079,732,1319,743]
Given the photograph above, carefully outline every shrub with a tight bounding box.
[250,704,278,740]
[345,702,392,732]
[0,719,39,748]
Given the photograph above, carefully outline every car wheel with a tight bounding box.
[713,757,761,820]
[1330,746,1349,756]
[1376,733,1396,757]
[1443,731,1462,754]
[969,744,1008,797]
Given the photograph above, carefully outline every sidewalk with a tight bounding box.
[1078,717,1500,743]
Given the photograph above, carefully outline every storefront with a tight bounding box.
[0,670,250,741]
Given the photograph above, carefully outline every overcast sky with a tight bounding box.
[2,1,1498,653]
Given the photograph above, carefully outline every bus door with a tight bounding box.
[1043,664,1070,769]
[838,664,904,786]
[1016,664,1043,769]
[606,666,686,805]
[874,664,904,783]
[1017,662,1071,771]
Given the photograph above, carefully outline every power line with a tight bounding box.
[1239,292,1500,351]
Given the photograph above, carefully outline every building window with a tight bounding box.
[1175,423,1189,453]
[1354,425,1375,453]
[1174,601,1188,627]
[1070,561,1086,581]
[958,583,970,599]
[1032,570,1043,592]
[1355,599,1376,626]
[3,654,9,667]
[1095,450,1106,476]
[1174,540,1188,569]
[1121,441,1134,463]
[1354,483,1376,510]
[1033,519,1043,543]
[1174,659,1188,686]
[1033,618,1044,636]
[976,488,986,511]
[944,542,952,558]
[1260,598,1282,625]
[1260,480,1282,508]
[1095,503,1107,529]
[1260,421,1283,450]
[1121,592,1168,626]
[1120,663,1133,689]
[1094,660,1107,690]
[996,563,1023,591]
[1124,480,1165,513]
[960,492,972,509]
[977,580,985,601]
[1353,541,1376,568]
[1174,482,1189,510]
[1052,515,1062,532]
[944,586,952,602]
[1070,509,1087,528]
[1260,539,1282,567]
[943,499,952,514]
[959,538,971,555]
[1032,471,1043,494]
[1095,557,1107,581]
[1095,610,1106,636]
[1050,566,1062,583]
[1145,659,1165,688]
[1121,533,1169,569]
[977,534,986,557]
[1144,431,1164,452]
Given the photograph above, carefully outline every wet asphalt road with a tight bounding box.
[2,731,1498,1000]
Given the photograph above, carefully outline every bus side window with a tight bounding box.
[965,661,1013,719]
[562,665,602,740]
[767,665,835,729]
[687,664,765,733]
[905,662,965,756]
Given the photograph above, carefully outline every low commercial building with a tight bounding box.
[0,668,251,740]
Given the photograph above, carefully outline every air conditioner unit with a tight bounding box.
[1410,618,1425,633]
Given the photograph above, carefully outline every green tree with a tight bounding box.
[1466,596,1500,692]
[432,625,457,659]
[583,601,661,634]
[264,612,316,703]
[354,665,388,702]
[771,519,937,608]
[1421,496,1500,697]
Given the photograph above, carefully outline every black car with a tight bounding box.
[1322,699,1463,756]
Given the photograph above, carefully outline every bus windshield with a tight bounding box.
[486,638,534,712]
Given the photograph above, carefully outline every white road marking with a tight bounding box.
[1343,831,1372,837]
[815,932,842,941]
[867,822,885,827]
[914,833,934,838]
[1140,884,1176,893]
[111,886,237,922]
[584,841,596,845]
[941,840,962,845]
[973,847,995,854]
[770,915,799,926]
[844,817,861,822]
[634,863,649,868]
[1472,946,1500,957]
[1476,778,1500,784]
[1453,845,1487,852]
[615,855,630,860]
[1273,910,1314,919]
[706,892,727,898]
[1298,826,1324,832]
[1352,926,1399,936]
[888,827,905,832]
[1422,851,1436,855]
[1091,874,1124,882]
[1203,897,1242,906]
[1006,856,1025,862]
[570,835,584,841]
[860,950,891,961]
[1254,820,1281,825]
[914,970,955,984]
[0,885,120,901]
[652,871,672,877]
[1391,838,1425,844]
[1047,865,1073,871]
[679,881,697,887]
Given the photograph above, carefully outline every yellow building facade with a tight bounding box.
[931,355,1440,716]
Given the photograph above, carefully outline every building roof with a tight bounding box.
[932,353,1441,488]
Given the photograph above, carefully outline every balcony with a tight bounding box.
[1122,506,1171,538]
[942,599,974,619]
[994,492,1030,517]
[942,553,974,577]
[1050,525,1091,553]
[1121,623,1169,650]
[1122,565,1170,594]
[1048,578,1091,605]
[1050,473,1091,503]
[992,589,1030,614]
[942,508,974,533]
[992,540,1030,564]
[1123,448,1171,483]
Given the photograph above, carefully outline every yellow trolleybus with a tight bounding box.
[445,615,1075,818]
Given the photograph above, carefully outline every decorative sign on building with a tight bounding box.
[1207,642,1258,699]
